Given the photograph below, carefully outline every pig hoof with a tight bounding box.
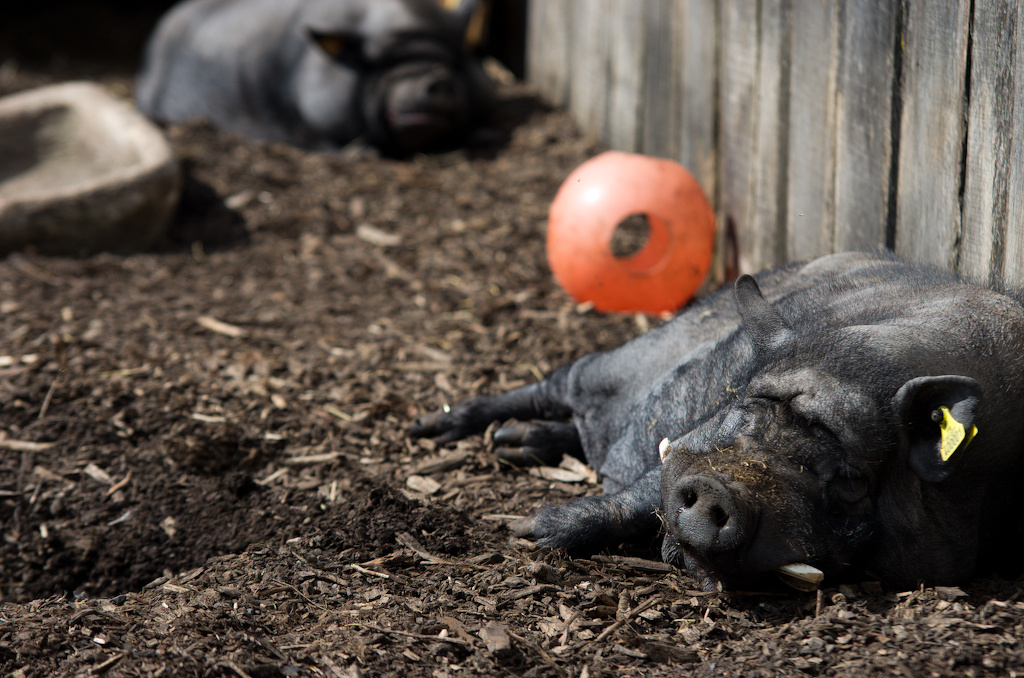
[409,409,473,444]
[408,410,450,437]
[493,421,582,467]
[508,516,536,537]
[496,446,561,466]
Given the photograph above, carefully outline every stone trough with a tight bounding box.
[0,81,180,256]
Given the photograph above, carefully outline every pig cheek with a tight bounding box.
[749,468,829,562]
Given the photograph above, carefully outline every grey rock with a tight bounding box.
[0,81,180,256]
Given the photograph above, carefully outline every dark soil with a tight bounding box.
[1,59,1023,677]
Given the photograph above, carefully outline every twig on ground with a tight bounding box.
[586,596,662,648]
[395,531,488,570]
[39,368,63,420]
[507,629,568,678]
[346,622,471,647]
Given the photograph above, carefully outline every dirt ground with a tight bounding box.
[1,51,1024,678]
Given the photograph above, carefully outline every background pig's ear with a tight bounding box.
[892,375,982,483]
[734,275,794,355]
[308,30,364,67]
[449,0,480,32]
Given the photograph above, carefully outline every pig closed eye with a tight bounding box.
[830,474,868,504]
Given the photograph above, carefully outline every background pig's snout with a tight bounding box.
[671,476,747,554]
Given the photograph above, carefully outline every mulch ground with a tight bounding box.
[1,58,1023,678]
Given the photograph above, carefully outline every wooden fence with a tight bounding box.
[526,0,1024,285]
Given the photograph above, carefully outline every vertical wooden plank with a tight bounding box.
[642,0,677,159]
[786,0,840,261]
[606,0,645,151]
[525,0,571,108]
[1002,1,1024,286]
[960,0,1017,285]
[524,0,549,101]
[569,0,610,139]
[833,0,898,253]
[745,0,790,271]
[675,0,718,200]
[718,0,765,274]
[894,0,970,272]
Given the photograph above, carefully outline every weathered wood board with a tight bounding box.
[894,0,970,272]
[960,0,1020,285]
[524,0,1024,284]
[833,0,898,254]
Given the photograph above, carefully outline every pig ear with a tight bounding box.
[892,375,982,483]
[309,29,365,67]
[449,0,484,50]
[734,275,794,354]
[450,0,480,29]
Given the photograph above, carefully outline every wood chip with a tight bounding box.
[529,466,587,483]
[558,455,598,484]
[409,450,470,476]
[478,621,513,655]
[83,463,113,485]
[196,315,248,338]
[105,470,133,496]
[439,615,477,645]
[0,354,39,368]
[480,513,527,521]
[356,224,402,247]
[33,465,63,481]
[395,532,487,570]
[394,361,453,372]
[284,451,342,466]
[935,586,968,601]
[256,468,289,486]
[406,475,441,495]
[592,555,675,573]
[192,413,228,423]
[160,516,178,538]
[106,509,134,526]
[0,439,54,452]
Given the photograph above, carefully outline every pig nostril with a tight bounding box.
[710,505,729,529]
[428,80,456,99]
[682,490,698,510]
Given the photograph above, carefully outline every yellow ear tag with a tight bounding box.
[938,405,978,462]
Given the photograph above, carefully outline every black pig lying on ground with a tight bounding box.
[136,0,494,155]
[412,251,1024,591]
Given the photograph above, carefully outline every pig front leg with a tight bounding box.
[410,367,577,458]
[512,467,663,554]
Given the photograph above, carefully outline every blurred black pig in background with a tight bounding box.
[136,0,495,155]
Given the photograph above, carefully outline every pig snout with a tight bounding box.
[668,476,749,554]
[386,67,465,124]
[663,467,816,589]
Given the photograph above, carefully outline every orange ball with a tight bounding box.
[547,151,716,314]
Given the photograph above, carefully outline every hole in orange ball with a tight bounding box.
[619,214,672,275]
[611,213,651,259]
